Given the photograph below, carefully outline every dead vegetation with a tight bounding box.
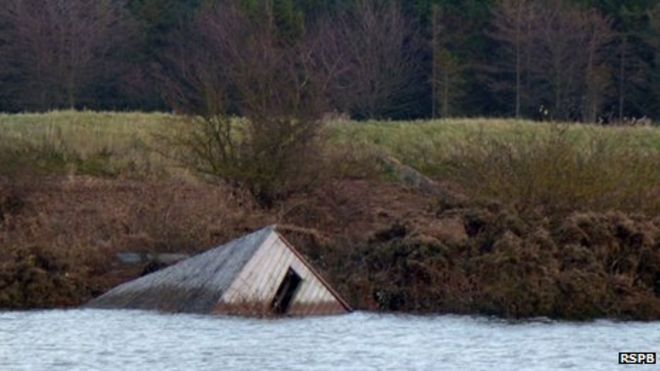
[0,112,658,320]
[0,170,658,320]
[159,2,347,207]
[0,175,270,308]
[0,172,424,309]
[320,201,660,320]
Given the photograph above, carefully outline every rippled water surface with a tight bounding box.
[0,310,658,370]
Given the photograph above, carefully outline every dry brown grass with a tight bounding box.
[1,172,658,320]
[0,175,271,308]
[0,172,427,309]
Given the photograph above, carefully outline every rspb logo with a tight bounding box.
[619,352,656,365]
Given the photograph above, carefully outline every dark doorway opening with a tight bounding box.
[271,268,302,314]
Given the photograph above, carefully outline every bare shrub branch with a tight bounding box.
[0,0,138,111]
[160,2,344,207]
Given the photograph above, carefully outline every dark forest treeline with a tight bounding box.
[1,0,660,122]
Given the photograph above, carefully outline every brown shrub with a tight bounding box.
[161,2,346,208]
[2,170,657,320]
[322,202,660,320]
[0,179,24,226]
[0,244,96,309]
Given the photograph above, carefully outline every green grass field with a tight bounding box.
[1,110,659,214]
[2,110,659,172]
[0,111,176,177]
[339,118,660,173]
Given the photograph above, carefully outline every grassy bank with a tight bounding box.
[3,111,660,173]
[2,111,659,214]
[0,111,659,319]
[0,111,175,178]
[344,119,660,179]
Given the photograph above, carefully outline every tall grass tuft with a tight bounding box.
[445,124,660,215]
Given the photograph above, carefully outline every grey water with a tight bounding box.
[0,310,658,371]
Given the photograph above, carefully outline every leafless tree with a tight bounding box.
[489,0,539,118]
[0,0,137,110]
[329,0,423,119]
[582,10,615,123]
[613,15,652,121]
[647,5,660,115]
[529,1,613,121]
[489,0,613,121]
[431,5,467,118]
[161,2,344,207]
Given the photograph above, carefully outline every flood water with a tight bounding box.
[0,310,658,371]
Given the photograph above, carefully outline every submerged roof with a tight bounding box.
[87,226,274,313]
[86,225,350,315]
